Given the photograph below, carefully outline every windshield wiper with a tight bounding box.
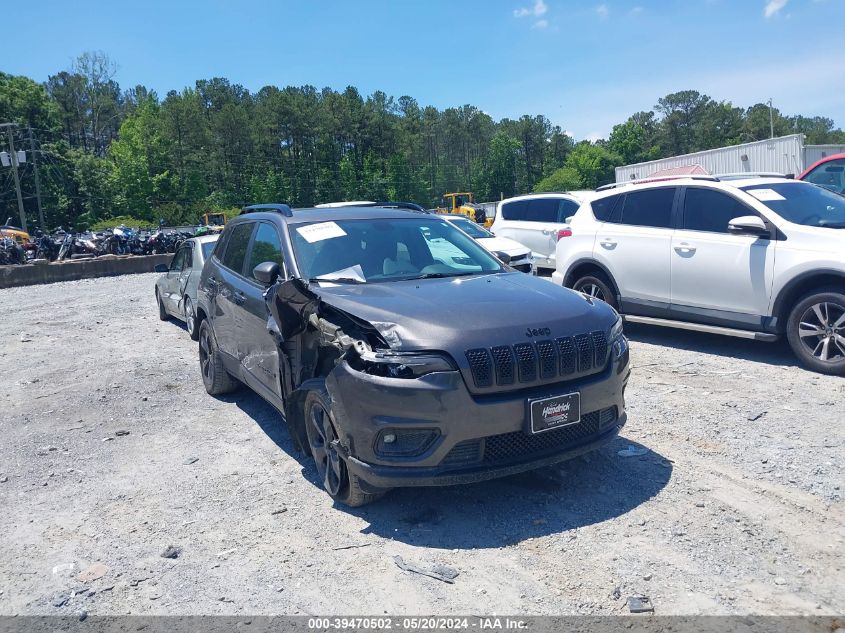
[308,276,366,284]
[403,271,482,280]
[818,221,845,228]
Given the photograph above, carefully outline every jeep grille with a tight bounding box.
[465,332,610,389]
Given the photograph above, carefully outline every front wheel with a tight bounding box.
[303,382,385,507]
[786,290,845,375]
[571,273,618,310]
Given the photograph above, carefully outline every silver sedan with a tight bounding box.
[154,235,218,340]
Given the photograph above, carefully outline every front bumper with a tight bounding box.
[508,254,536,275]
[326,351,630,491]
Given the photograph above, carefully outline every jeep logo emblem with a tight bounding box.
[525,327,551,338]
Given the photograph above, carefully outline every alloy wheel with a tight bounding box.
[199,327,213,382]
[579,282,605,301]
[185,298,195,334]
[798,301,845,362]
[307,403,344,496]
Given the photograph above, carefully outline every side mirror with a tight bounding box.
[728,215,768,236]
[253,261,280,286]
[493,250,512,265]
[154,264,169,273]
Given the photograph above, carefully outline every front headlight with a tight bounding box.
[610,315,623,340]
[610,316,628,359]
[358,350,457,378]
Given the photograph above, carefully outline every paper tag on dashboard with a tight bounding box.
[746,188,785,202]
[296,221,347,243]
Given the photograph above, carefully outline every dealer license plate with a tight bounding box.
[529,392,581,434]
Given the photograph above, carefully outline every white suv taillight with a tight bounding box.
[557,229,572,241]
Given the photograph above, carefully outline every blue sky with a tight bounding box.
[6,0,844,140]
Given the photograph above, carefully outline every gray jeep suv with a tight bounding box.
[196,203,630,506]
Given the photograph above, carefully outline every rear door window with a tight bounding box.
[525,198,559,223]
[221,222,255,276]
[619,188,675,228]
[682,188,754,233]
[501,199,528,221]
[213,229,231,260]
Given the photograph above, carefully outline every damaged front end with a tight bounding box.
[265,277,454,453]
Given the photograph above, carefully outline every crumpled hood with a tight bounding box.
[312,272,618,353]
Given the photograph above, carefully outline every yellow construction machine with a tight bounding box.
[435,193,492,227]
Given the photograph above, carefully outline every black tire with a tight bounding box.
[786,289,845,376]
[302,381,386,507]
[571,273,618,310]
[184,296,199,341]
[198,320,239,395]
[156,289,169,321]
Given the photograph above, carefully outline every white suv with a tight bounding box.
[552,176,845,375]
[492,192,592,271]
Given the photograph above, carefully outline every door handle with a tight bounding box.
[599,238,617,248]
[233,291,246,306]
[674,243,697,255]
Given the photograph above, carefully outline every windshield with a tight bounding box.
[741,182,845,228]
[803,158,845,194]
[289,217,505,283]
[448,217,492,239]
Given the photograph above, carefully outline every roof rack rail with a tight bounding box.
[313,200,429,213]
[597,174,719,192]
[241,203,293,217]
[714,172,791,180]
[360,201,429,213]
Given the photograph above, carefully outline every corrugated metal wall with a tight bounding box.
[804,144,845,167]
[615,134,806,182]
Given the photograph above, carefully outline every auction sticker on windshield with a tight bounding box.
[746,188,786,202]
[296,221,347,243]
[529,392,581,434]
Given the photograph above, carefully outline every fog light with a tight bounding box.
[375,428,440,457]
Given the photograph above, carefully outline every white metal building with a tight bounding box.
[615,134,845,182]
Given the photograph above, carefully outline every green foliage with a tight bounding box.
[534,167,583,192]
[0,72,59,130]
[90,215,149,230]
[564,143,622,189]
[2,51,844,231]
[607,120,660,165]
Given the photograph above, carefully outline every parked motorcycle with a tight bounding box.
[26,231,59,261]
[0,236,27,265]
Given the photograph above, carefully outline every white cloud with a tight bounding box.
[596,4,609,19]
[764,0,788,18]
[514,0,548,18]
[629,6,643,15]
[533,18,549,28]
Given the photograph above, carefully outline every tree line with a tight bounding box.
[1,51,843,231]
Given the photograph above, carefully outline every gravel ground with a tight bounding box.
[0,273,842,616]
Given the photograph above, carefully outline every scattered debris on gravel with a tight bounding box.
[0,273,842,615]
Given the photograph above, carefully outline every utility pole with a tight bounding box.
[767,98,775,139]
[1,123,27,232]
[27,127,46,231]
